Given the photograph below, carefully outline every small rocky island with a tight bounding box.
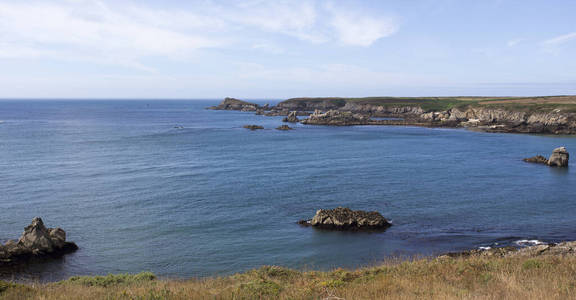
[276,125,293,130]
[524,147,569,167]
[0,217,78,264]
[243,125,264,130]
[299,207,392,230]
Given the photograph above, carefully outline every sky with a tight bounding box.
[0,0,575,99]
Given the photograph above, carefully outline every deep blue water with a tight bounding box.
[1,100,575,281]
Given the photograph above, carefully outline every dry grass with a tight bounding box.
[478,96,576,105]
[2,255,576,299]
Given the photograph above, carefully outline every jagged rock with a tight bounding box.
[548,147,569,167]
[243,125,264,130]
[298,207,391,230]
[282,111,300,123]
[523,155,548,164]
[523,147,569,167]
[301,110,371,126]
[208,98,260,111]
[0,218,78,264]
[276,125,293,130]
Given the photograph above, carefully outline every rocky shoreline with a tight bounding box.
[209,97,576,134]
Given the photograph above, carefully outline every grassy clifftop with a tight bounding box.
[2,255,576,299]
[280,95,576,112]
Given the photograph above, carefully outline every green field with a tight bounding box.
[280,95,576,112]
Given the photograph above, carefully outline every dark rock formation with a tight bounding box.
[208,98,260,111]
[243,125,264,130]
[548,147,569,167]
[301,110,371,126]
[282,111,300,123]
[523,155,548,164]
[298,207,391,230]
[523,147,569,167]
[0,218,78,264]
[276,125,293,130]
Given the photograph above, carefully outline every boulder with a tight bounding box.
[299,207,391,230]
[282,111,300,123]
[276,125,293,131]
[548,147,569,167]
[0,217,78,264]
[243,125,264,130]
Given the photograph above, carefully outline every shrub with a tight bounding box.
[62,271,156,287]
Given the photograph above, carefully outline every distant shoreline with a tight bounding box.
[210,96,576,135]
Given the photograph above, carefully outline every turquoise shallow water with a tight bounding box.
[1,100,575,281]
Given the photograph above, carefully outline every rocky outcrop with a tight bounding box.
[208,98,261,111]
[243,125,264,130]
[275,98,346,111]
[524,147,569,167]
[523,155,549,164]
[301,110,371,126]
[442,241,576,259]
[548,147,569,167]
[0,218,78,264]
[282,111,300,123]
[298,207,391,230]
[276,125,293,130]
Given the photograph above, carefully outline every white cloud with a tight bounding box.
[0,1,227,70]
[0,0,400,70]
[327,6,399,46]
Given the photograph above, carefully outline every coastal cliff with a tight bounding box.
[209,96,576,134]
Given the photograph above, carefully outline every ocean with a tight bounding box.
[1,100,575,281]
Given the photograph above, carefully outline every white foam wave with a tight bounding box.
[514,239,545,246]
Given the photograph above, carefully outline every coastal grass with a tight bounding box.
[282,96,576,112]
[2,255,576,299]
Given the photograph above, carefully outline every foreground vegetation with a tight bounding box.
[2,254,576,299]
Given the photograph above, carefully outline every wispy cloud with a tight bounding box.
[0,0,400,70]
[541,32,576,54]
[543,32,576,46]
[507,38,525,47]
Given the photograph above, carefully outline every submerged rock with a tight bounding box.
[276,125,293,130]
[548,147,569,167]
[299,207,391,230]
[0,217,78,264]
[243,125,264,130]
[282,111,300,123]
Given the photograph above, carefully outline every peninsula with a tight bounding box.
[210,96,576,134]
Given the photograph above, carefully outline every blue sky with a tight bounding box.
[0,0,575,98]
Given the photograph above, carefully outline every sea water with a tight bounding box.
[1,100,575,281]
